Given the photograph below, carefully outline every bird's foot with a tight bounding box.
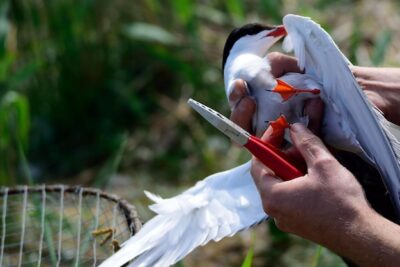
[268,79,320,101]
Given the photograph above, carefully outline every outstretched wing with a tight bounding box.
[283,14,400,221]
[99,161,266,267]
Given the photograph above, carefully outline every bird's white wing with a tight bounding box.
[283,14,400,220]
[99,161,266,267]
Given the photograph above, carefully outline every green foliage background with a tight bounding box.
[1,0,400,266]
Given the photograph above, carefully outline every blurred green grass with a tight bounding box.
[0,0,399,266]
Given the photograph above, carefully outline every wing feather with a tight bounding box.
[99,161,266,267]
[283,14,400,220]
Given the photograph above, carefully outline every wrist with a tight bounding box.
[327,204,400,267]
[317,201,372,250]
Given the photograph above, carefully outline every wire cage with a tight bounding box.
[0,185,142,267]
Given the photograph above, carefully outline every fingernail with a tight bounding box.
[236,97,256,112]
[264,124,272,131]
[291,123,305,133]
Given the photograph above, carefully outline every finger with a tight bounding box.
[304,98,324,136]
[355,79,389,111]
[356,79,388,91]
[228,79,249,108]
[350,66,369,80]
[283,146,307,173]
[356,77,400,95]
[363,90,385,110]
[283,99,324,165]
[230,96,256,133]
[260,124,285,148]
[267,52,302,78]
[290,123,333,167]
[251,157,281,193]
[351,66,384,81]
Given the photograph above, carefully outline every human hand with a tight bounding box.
[251,123,400,267]
[229,52,301,133]
[230,56,400,127]
[351,66,400,125]
[251,123,370,243]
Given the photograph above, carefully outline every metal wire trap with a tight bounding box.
[0,185,142,267]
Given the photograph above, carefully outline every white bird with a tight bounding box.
[99,14,400,267]
[282,15,400,221]
[223,23,321,137]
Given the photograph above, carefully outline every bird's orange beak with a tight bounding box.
[266,25,287,37]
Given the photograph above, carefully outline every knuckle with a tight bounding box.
[298,135,321,151]
[355,77,365,86]
[267,51,283,62]
[231,79,247,92]
[228,80,248,107]
[296,134,336,165]
[313,157,334,170]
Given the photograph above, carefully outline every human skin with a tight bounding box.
[228,52,400,266]
[229,52,400,129]
[352,66,400,125]
[229,52,302,132]
[252,123,400,267]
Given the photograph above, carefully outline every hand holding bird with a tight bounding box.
[230,54,400,132]
[229,52,306,134]
[351,66,400,125]
[251,123,400,267]
[100,15,400,267]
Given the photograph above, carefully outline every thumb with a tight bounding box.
[229,79,256,133]
[290,123,333,167]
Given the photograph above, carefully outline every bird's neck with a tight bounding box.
[224,52,270,91]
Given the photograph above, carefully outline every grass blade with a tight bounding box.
[310,245,324,267]
[241,230,256,267]
[371,30,392,66]
[93,133,128,188]
[124,22,178,45]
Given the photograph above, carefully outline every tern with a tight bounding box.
[100,14,400,267]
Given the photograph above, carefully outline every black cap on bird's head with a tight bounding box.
[222,23,287,70]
